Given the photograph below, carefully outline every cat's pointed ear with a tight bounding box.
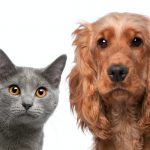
[0,49,16,80]
[42,54,67,88]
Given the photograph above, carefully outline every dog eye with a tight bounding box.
[35,87,47,98]
[97,38,108,48]
[9,85,21,96]
[130,37,143,47]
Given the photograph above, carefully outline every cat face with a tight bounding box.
[0,50,67,126]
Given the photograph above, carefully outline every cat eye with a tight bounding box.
[9,85,20,96]
[35,87,47,98]
[130,37,143,47]
[97,38,108,48]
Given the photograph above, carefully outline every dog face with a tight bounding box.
[69,13,150,139]
[93,13,150,102]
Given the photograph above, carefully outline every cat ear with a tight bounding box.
[42,54,67,88]
[0,49,16,80]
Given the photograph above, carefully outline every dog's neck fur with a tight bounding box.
[95,96,144,150]
[0,123,43,150]
[108,100,143,150]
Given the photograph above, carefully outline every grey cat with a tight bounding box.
[0,49,67,150]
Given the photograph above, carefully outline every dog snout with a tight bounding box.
[107,65,128,82]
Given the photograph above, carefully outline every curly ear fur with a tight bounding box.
[138,20,150,132]
[139,57,150,134]
[69,24,111,139]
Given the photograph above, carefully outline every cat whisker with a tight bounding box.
[43,110,53,114]
[10,109,25,112]
[0,113,15,131]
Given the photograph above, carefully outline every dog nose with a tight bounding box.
[107,65,128,82]
[22,103,33,110]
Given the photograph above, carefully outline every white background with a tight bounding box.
[0,0,150,150]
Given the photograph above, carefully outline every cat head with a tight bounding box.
[0,49,67,127]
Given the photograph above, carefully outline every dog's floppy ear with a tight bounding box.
[73,23,96,76]
[139,22,150,132]
[140,57,150,133]
[69,24,111,139]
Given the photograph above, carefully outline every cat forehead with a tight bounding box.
[11,67,48,86]
[17,67,41,78]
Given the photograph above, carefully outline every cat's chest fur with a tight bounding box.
[0,125,43,150]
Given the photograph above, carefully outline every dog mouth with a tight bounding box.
[106,83,131,94]
[101,86,130,99]
[107,87,131,97]
[104,85,146,103]
[103,88,133,103]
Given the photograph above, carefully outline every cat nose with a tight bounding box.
[22,103,33,110]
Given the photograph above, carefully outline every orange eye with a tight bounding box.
[35,87,47,98]
[9,85,20,96]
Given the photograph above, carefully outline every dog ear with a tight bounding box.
[139,22,150,132]
[69,24,111,139]
[139,57,150,134]
[72,23,96,76]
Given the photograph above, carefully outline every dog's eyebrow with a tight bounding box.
[96,27,115,40]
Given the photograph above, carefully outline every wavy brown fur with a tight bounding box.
[69,12,150,150]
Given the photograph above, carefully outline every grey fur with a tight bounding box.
[0,49,67,150]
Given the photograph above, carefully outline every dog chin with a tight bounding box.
[108,88,131,102]
[103,86,145,103]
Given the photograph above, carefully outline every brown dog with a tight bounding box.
[69,13,150,150]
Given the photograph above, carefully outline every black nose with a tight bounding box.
[22,103,33,110]
[107,65,128,82]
